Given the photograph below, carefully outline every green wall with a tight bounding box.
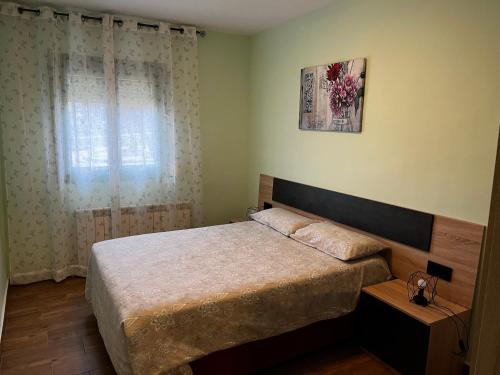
[247,0,500,225]
[199,31,251,225]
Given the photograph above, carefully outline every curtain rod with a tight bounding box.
[17,6,207,37]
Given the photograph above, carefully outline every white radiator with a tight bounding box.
[76,203,191,268]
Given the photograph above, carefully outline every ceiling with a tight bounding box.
[37,0,334,34]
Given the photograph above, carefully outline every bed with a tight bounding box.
[86,220,391,375]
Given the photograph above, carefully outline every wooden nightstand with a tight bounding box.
[229,218,250,223]
[358,279,469,375]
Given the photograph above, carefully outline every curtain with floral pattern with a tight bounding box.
[0,3,203,284]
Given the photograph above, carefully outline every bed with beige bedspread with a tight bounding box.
[85,221,390,375]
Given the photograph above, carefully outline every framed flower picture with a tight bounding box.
[299,58,366,132]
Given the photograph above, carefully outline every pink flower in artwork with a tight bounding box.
[343,74,355,89]
[329,71,358,116]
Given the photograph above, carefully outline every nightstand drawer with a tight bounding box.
[358,292,430,375]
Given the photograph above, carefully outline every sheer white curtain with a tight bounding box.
[0,3,203,284]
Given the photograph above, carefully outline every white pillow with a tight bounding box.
[250,207,317,236]
[291,221,387,260]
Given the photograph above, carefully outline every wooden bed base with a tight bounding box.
[191,313,356,374]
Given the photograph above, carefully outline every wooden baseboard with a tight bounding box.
[0,280,8,343]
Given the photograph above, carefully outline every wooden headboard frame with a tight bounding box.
[258,174,485,308]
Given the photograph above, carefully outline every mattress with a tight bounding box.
[85,221,391,375]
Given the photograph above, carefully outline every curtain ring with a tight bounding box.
[116,20,123,27]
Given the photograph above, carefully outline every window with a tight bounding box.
[66,74,109,170]
[117,78,159,168]
[64,59,160,177]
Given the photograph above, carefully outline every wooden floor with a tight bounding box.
[0,278,394,375]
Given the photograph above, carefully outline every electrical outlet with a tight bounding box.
[427,260,453,281]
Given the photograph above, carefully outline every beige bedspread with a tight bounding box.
[85,221,390,375]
